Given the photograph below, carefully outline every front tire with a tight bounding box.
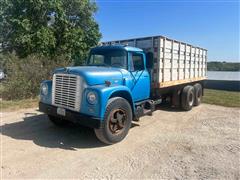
[94,97,132,144]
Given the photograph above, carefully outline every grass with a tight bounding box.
[1,98,39,112]
[0,83,39,111]
[203,89,240,107]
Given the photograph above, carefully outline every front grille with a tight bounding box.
[52,74,82,111]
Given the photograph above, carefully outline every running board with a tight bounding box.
[143,109,152,115]
[134,98,162,119]
[153,99,162,105]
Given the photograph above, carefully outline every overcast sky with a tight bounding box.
[95,0,239,62]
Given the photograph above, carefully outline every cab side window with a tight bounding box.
[131,52,144,71]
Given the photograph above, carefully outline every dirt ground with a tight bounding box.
[1,104,239,179]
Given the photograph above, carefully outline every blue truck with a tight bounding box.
[39,36,207,144]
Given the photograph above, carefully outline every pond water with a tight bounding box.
[207,71,240,81]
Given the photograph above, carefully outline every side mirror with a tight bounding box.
[146,52,154,69]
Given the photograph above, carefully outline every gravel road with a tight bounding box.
[1,104,239,179]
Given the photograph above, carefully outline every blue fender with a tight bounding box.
[84,85,135,120]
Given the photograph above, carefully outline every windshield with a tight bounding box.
[87,49,127,69]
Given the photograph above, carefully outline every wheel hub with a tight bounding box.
[109,109,127,134]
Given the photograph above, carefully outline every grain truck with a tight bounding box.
[39,35,207,144]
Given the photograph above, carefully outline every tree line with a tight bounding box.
[207,62,240,71]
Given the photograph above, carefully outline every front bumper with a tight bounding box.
[39,102,101,128]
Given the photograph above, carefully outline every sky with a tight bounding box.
[95,0,239,62]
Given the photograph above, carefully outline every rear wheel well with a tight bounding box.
[109,91,134,115]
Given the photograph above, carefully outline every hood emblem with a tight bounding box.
[64,67,69,73]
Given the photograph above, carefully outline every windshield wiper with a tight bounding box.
[101,63,111,67]
[87,63,111,67]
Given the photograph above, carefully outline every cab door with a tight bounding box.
[128,51,150,102]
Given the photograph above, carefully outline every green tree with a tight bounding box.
[207,61,240,71]
[0,0,101,64]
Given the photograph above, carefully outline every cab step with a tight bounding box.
[134,98,162,120]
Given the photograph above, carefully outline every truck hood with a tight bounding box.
[54,66,124,86]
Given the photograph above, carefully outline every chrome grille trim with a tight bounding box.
[52,73,82,111]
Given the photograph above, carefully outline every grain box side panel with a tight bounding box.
[158,39,207,88]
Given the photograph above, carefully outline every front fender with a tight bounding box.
[82,85,134,120]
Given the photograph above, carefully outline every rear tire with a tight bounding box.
[94,97,132,144]
[193,83,202,106]
[181,85,194,111]
[48,115,69,127]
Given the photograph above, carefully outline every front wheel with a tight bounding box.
[94,97,132,144]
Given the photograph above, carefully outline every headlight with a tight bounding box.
[41,83,48,95]
[87,91,97,104]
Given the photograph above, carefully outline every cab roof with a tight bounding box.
[91,45,143,52]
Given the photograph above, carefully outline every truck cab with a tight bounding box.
[88,45,151,101]
[39,45,154,144]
